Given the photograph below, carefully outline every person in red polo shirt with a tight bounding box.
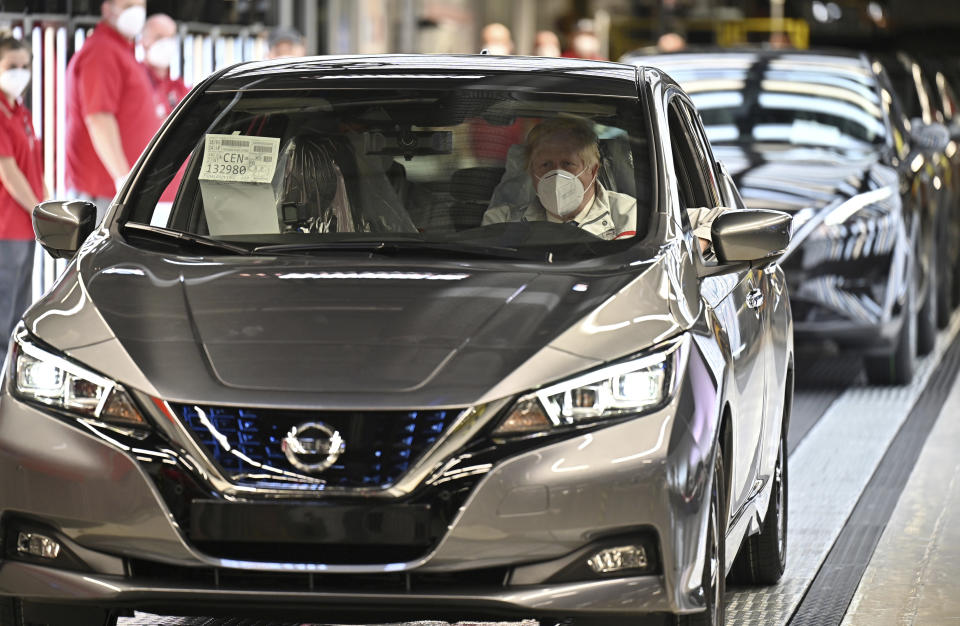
[141,12,188,212]
[141,13,188,118]
[0,35,46,364]
[66,0,163,221]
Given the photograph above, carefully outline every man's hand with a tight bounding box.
[0,156,40,212]
[85,112,131,186]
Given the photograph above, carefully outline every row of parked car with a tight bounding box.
[621,47,960,385]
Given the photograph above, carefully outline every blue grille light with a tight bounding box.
[173,404,458,489]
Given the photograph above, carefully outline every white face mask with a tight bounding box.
[536,166,594,218]
[115,5,146,39]
[0,68,31,100]
[146,37,177,69]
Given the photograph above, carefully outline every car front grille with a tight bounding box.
[170,403,461,489]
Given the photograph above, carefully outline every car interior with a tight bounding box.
[134,91,654,249]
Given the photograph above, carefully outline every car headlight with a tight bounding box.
[493,336,684,437]
[10,326,146,430]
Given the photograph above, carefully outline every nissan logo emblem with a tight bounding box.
[281,421,345,474]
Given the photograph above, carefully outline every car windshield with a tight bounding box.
[651,53,887,149]
[123,86,655,262]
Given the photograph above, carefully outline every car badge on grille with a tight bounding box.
[281,422,345,474]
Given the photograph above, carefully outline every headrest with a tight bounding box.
[276,134,341,210]
[450,167,506,203]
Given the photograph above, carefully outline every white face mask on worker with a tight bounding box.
[146,37,178,69]
[536,166,594,218]
[115,5,146,39]
[0,68,31,99]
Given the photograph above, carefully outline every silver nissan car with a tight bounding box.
[0,55,792,626]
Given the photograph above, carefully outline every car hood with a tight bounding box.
[714,143,882,213]
[25,236,687,409]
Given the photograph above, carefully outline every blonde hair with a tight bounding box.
[524,117,600,171]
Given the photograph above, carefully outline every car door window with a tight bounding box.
[667,96,724,264]
[668,98,721,213]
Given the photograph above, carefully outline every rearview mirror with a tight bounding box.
[712,208,792,265]
[32,200,98,259]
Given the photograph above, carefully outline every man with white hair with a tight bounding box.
[483,117,725,249]
[483,117,636,240]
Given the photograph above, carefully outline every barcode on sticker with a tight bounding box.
[262,156,273,162]
[253,145,273,153]
[220,139,249,148]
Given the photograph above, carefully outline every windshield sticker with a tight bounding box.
[198,134,280,183]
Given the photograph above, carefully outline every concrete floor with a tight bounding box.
[842,364,960,625]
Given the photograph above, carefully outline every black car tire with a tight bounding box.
[917,256,937,356]
[728,427,788,585]
[865,285,917,385]
[1,597,119,626]
[675,449,726,626]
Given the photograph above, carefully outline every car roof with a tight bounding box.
[206,54,641,99]
[623,46,868,67]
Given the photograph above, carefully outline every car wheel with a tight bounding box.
[916,255,937,356]
[729,427,787,585]
[675,450,726,626]
[864,285,916,385]
[5,598,119,626]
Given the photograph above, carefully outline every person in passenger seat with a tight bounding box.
[482,117,724,251]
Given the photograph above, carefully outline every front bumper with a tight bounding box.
[0,345,720,619]
[2,560,673,624]
[784,239,909,353]
[790,302,905,354]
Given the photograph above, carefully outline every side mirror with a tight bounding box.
[910,119,951,152]
[32,200,98,259]
[712,208,792,265]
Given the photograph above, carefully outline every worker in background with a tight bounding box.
[140,12,190,213]
[533,30,562,57]
[141,13,188,117]
[481,22,513,55]
[656,30,687,52]
[267,27,306,59]
[0,35,47,364]
[66,0,163,221]
[563,19,606,60]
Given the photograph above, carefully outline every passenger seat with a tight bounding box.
[449,166,505,230]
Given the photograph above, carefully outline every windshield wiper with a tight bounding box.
[252,240,519,258]
[122,223,251,255]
